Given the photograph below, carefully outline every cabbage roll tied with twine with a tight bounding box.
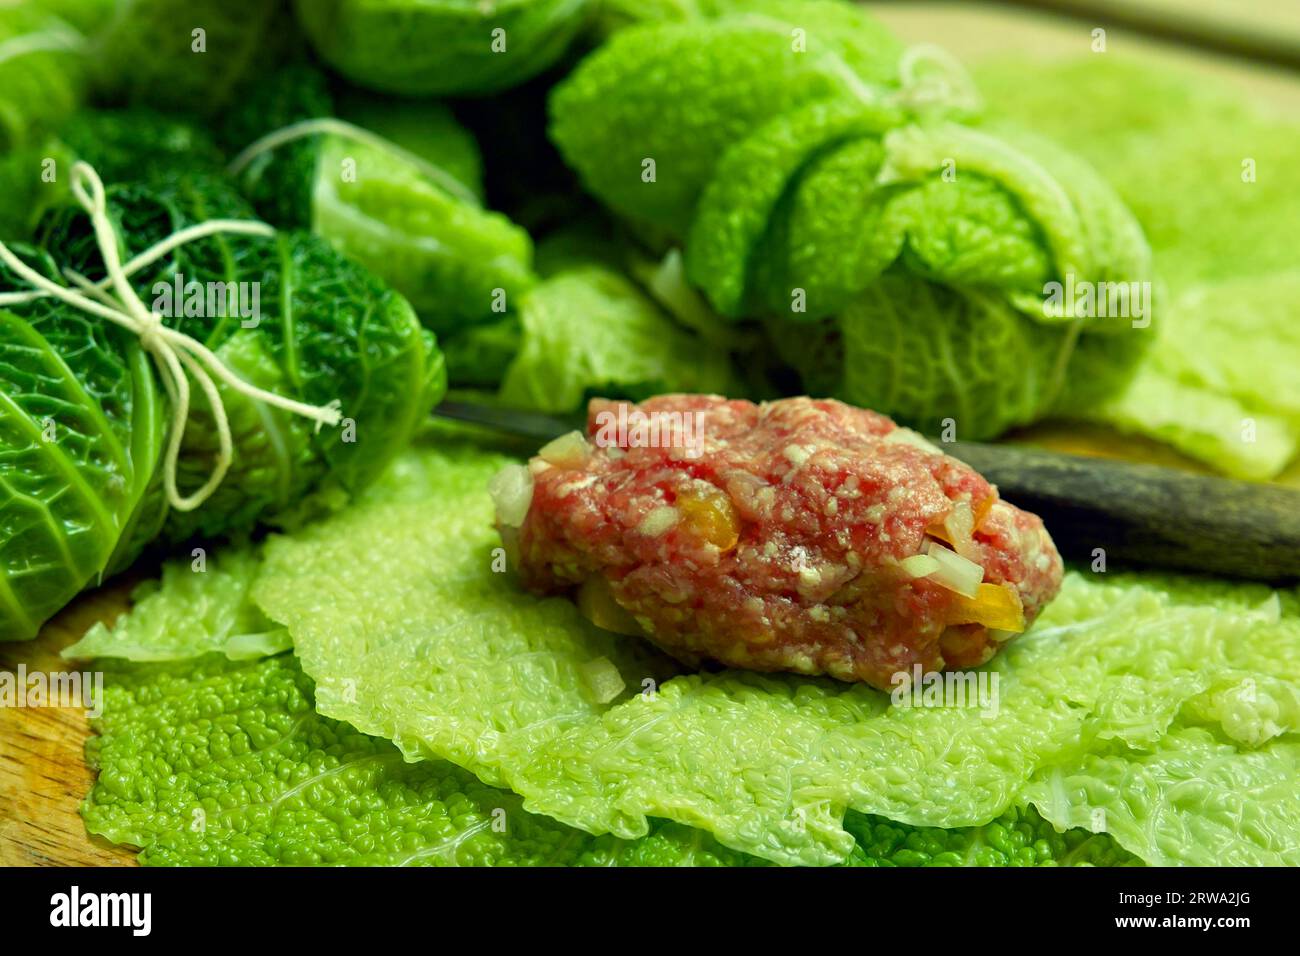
[292,0,594,97]
[218,66,536,339]
[549,1,1154,439]
[0,162,445,641]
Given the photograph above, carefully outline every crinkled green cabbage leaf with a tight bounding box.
[0,0,94,153]
[550,1,905,237]
[335,88,485,202]
[79,505,1137,867]
[253,434,686,786]
[82,653,758,866]
[975,58,1300,477]
[92,0,293,115]
[0,0,100,235]
[549,4,1152,439]
[235,436,1299,867]
[0,246,161,642]
[500,264,740,412]
[292,0,592,97]
[441,317,522,389]
[2,108,230,240]
[0,166,445,641]
[64,547,289,662]
[223,67,536,336]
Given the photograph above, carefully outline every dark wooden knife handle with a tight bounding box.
[949,441,1300,582]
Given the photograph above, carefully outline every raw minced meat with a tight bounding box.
[496,395,1063,689]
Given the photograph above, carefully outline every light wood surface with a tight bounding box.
[0,585,136,866]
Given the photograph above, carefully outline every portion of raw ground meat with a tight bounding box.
[496,395,1063,689]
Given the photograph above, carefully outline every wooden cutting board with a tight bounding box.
[0,585,136,866]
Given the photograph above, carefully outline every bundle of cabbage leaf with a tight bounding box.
[293,0,594,97]
[549,0,1154,440]
[0,162,445,641]
[975,58,1300,479]
[0,0,94,153]
[220,66,537,337]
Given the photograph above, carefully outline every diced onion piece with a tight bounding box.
[538,429,590,469]
[488,464,534,528]
[900,553,942,578]
[576,576,643,637]
[947,583,1026,633]
[944,499,973,546]
[927,499,981,559]
[930,495,997,543]
[924,540,984,598]
[947,500,983,560]
[579,656,626,704]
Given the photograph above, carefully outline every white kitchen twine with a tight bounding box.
[894,44,982,115]
[0,161,342,512]
[227,116,479,205]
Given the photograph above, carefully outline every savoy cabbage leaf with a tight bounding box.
[800,275,1069,440]
[0,0,92,153]
[0,165,445,640]
[334,88,486,201]
[92,0,293,116]
[0,1,98,234]
[293,0,593,97]
[499,264,740,412]
[550,3,903,236]
[1,108,228,241]
[440,317,522,389]
[82,652,758,866]
[222,67,536,336]
[550,4,1152,439]
[76,449,1139,870]
[0,247,161,642]
[83,650,1138,866]
[237,435,1300,867]
[64,546,289,662]
[974,57,1300,477]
